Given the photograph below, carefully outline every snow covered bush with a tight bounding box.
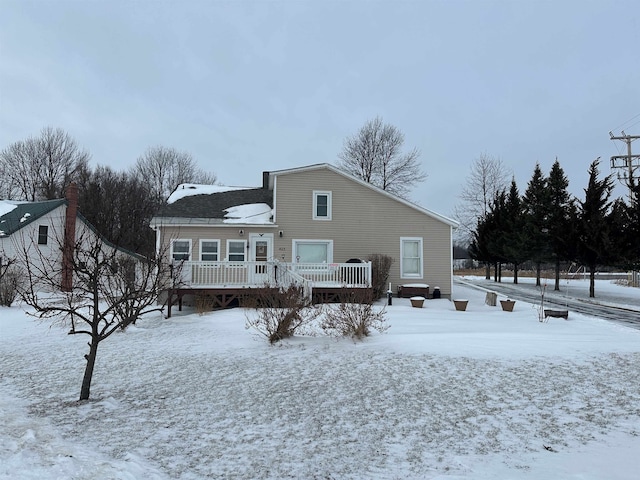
[321,290,388,339]
[245,285,320,343]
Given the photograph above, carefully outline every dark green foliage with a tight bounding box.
[546,160,575,290]
[575,160,615,297]
[521,164,550,286]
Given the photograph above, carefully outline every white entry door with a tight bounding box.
[249,233,273,284]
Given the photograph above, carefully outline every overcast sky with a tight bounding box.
[1,0,639,218]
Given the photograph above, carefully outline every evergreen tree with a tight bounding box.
[502,179,526,283]
[546,160,574,290]
[575,160,615,298]
[522,164,549,286]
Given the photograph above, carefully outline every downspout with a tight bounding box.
[61,182,78,292]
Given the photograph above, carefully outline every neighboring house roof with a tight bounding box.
[152,187,274,226]
[268,163,459,228]
[0,199,66,237]
[0,198,145,261]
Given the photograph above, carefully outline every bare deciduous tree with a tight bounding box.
[133,146,218,203]
[338,117,426,198]
[453,154,512,244]
[17,224,173,400]
[0,127,90,201]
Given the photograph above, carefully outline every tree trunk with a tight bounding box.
[589,266,596,298]
[485,263,490,280]
[535,262,541,287]
[80,339,99,401]
[513,262,519,284]
[493,262,498,282]
[554,259,561,291]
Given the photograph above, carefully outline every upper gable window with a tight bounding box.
[313,191,332,220]
[37,225,48,245]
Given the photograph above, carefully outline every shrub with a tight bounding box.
[0,266,21,307]
[245,285,320,343]
[321,290,388,339]
[367,254,394,299]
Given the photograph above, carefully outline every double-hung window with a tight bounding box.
[313,191,332,220]
[171,239,191,262]
[400,237,423,278]
[227,240,246,262]
[200,240,219,261]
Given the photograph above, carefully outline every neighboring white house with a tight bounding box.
[0,184,140,292]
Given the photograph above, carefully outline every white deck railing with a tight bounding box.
[173,260,371,291]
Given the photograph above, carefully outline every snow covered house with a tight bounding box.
[0,184,139,292]
[151,163,458,311]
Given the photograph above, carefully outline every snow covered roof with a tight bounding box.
[223,203,273,224]
[0,199,66,237]
[153,187,274,225]
[167,184,250,204]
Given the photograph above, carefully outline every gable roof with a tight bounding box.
[268,163,459,228]
[152,187,274,225]
[0,199,66,237]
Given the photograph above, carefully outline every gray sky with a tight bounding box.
[1,0,639,218]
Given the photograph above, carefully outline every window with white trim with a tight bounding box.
[313,191,332,220]
[227,240,246,262]
[293,240,333,264]
[171,239,191,261]
[200,239,219,261]
[400,237,423,278]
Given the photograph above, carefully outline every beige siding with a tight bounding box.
[155,166,454,297]
[157,225,277,262]
[274,168,454,297]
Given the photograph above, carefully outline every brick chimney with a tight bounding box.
[61,183,78,292]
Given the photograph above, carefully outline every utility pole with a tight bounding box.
[609,131,640,206]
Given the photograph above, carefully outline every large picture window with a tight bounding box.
[227,240,246,262]
[400,237,423,278]
[313,191,332,220]
[200,240,219,261]
[293,240,333,264]
[171,239,191,262]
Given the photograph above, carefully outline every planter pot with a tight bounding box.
[410,296,425,308]
[500,300,516,312]
[453,299,468,311]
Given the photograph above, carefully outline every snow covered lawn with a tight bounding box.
[2,281,640,479]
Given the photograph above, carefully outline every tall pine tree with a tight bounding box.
[546,160,574,290]
[575,160,615,298]
[522,164,550,286]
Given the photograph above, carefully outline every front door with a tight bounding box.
[249,233,273,284]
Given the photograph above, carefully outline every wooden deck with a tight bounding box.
[165,260,373,317]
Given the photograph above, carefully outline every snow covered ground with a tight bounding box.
[2,280,640,479]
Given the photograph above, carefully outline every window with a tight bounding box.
[171,239,191,262]
[200,240,219,261]
[293,240,333,264]
[400,237,423,278]
[227,240,246,262]
[313,191,332,220]
[37,225,48,245]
